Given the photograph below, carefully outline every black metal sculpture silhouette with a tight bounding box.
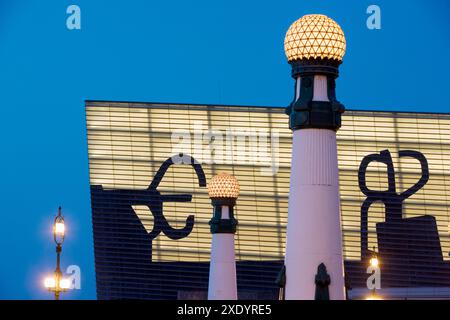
[93,153,206,241]
[137,154,206,240]
[314,263,330,300]
[91,154,208,298]
[357,149,448,287]
[358,150,429,258]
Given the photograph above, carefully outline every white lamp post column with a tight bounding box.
[207,173,240,300]
[283,14,347,300]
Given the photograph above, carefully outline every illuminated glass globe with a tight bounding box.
[284,14,346,63]
[208,173,240,199]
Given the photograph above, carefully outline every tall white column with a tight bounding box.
[284,75,345,300]
[208,206,238,300]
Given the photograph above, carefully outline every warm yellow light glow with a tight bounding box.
[44,277,56,289]
[54,222,65,235]
[60,278,71,290]
[365,293,382,300]
[284,14,346,62]
[208,173,240,199]
[370,257,379,268]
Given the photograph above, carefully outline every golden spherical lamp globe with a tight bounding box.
[208,173,240,199]
[284,14,346,63]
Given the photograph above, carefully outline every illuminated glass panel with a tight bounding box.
[86,102,450,299]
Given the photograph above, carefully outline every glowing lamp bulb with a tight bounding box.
[370,257,379,268]
[208,173,240,199]
[44,277,56,289]
[55,222,65,236]
[284,14,346,62]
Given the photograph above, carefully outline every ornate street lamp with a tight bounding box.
[44,206,70,299]
[283,14,347,299]
[207,173,240,300]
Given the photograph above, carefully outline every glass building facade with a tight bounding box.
[86,101,450,299]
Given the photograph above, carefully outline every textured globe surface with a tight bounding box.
[284,14,346,62]
[208,173,240,199]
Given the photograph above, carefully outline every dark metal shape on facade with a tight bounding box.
[100,154,205,240]
[286,58,345,131]
[314,263,331,300]
[354,149,450,287]
[91,154,206,298]
[359,149,430,257]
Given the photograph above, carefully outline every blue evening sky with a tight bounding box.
[0,0,448,299]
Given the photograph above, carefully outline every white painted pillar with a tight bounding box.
[284,75,345,300]
[208,206,237,300]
